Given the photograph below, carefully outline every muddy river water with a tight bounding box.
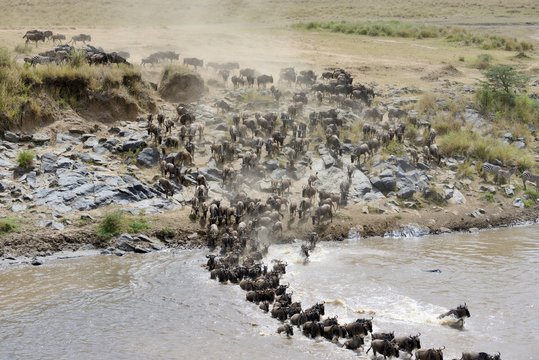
[1,225,538,359]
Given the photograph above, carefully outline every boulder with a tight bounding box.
[371,176,397,193]
[32,133,51,145]
[136,147,160,167]
[159,71,205,103]
[122,140,146,152]
[397,186,415,199]
[3,131,19,143]
[448,189,466,205]
[513,198,524,208]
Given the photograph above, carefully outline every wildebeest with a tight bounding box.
[438,303,470,319]
[257,74,273,88]
[183,57,204,69]
[415,347,445,360]
[23,30,45,47]
[71,34,91,44]
[394,333,421,355]
[276,323,294,337]
[51,34,66,43]
[158,178,174,198]
[460,352,501,360]
[367,339,400,359]
[344,335,364,350]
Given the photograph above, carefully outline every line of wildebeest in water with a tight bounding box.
[203,242,500,360]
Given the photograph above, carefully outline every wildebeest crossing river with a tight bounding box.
[0,225,538,359]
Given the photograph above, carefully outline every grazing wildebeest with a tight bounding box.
[183,57,204,69]
[415,347,445,360]
[367,339,400,359]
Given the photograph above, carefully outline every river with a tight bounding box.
[1,225,538,359]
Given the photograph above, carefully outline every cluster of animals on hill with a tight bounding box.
[21,30,130,66]
[203,248,499,360]
[22,29,91,47]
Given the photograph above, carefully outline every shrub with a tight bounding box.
[0,217,17,235]
[474,54,493,70]
[97,211,123,238]
[16,150,35,168]
[524,189,539,202]
[417,92,437,115]
[385,140,406,156]
[438,130,534,170]
[432,113,461,136]
[128,217,151,233]
[457,161,476,179]
[483,192,495,202]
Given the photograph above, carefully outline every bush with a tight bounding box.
[432,113,461,136]
[128,218,151,233]
[417,92,437,115]
[524,188,539,202]
[474,54,493,70]
[97,211,123,238]
[0,217,17,235]
[483,192,495,202]
[438,130,534,170]
[17,150,35,168]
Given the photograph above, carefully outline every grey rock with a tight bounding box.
[80,153,105,164]
[397,186,415,199]
[51,221,65,231]
[136,147,160,167]
[31,257,43,266]
[514,141,526,149]
[32,133,51,145]
[68,128,85,135]
[513,198,524,208]
[11,203,27,212]
[81,214,95,221]
[122,140,146,152]
[264,160,279,171]
[371,176,397,193]
[448,189,466,205]
[83,136,98,149]
[41,153,59,173]
[3,131,19,143]
[504,185,515,197]
[215,124,228,131]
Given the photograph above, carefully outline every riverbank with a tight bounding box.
[2,201,538,263]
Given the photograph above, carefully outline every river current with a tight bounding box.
[1,225,538,359]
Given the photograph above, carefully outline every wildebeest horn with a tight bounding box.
[369,317,374,321]
[439,346,445,351]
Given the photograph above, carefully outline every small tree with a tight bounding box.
[482,64,528,95]
[477,64,529,111]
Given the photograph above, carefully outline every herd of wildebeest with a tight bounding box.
[18,29,517,359]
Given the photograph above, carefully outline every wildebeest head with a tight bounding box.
[458,303,471,317]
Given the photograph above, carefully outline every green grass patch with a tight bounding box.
[16,150,35,168]
[0,217,18,235]
[483,192,495,202]
[524,188,539,202]
[128,217,151,233]
[384,140,406,157]
[438,130,534,170]
[97,211,124,238]
[294,21,534,52]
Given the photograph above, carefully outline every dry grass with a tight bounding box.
[0,0,537,27]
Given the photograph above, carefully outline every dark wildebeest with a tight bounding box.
[71,34,91,44]
[158,178,174,198]
[415,347,445,360]
[257,74,273,88]
[183,57,204,69]
[460,352,501,360]
[276,323,294,337]
[394,333,421,356]
[367,339,400,359]
[344,335,364,350]
[23,30,45,47]
[372,332,395,342]
[51,34,66,43]
[438,303,470,319]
